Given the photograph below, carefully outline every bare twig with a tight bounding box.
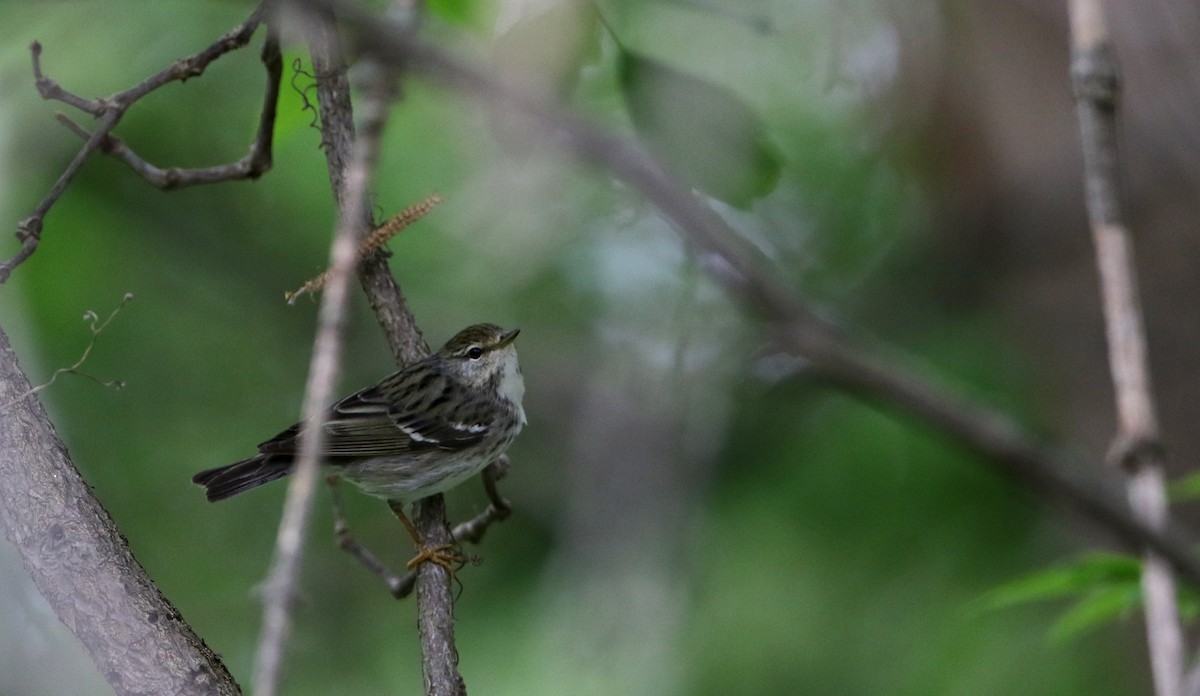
[328,477,415,598]
[1067,2,1184,695]
[0,293,132,413]
[55,28,282,190]
[287,193,443,303]
[250,31,392,696]
[452,456,513,545]
[3,4,275,283]
[312,0,1200,585]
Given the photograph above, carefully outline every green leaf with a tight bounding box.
[1168,471,1200,502]
[617,48,782,208]
[427,0,481,26]
[972,552,1141,615]
[1048,584,1141,643]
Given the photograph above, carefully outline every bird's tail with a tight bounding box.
[192,455,292,502]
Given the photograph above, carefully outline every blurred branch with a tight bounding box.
[251,20,391,696]
[2,3,276,284]
[314,0,1200,584]
[0,325,239,696]
[300,6,468,696]
[1067,2,1184,695]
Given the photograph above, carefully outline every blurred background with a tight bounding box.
[2,0,1199,694]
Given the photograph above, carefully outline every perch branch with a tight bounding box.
[300,5,476,693]
[1067,2,1184,695]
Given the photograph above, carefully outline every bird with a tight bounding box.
[192,323,526,569]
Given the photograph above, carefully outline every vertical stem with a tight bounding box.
[1067,2,1184,695]
[302,6,464,696]
[413,496,467,696]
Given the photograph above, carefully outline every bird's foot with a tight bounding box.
[405,542,465,572]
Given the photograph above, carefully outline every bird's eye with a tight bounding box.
[467,346,484,360]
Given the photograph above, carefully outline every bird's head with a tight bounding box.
[437,323,524,403]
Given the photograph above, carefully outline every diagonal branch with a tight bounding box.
[1067,2,1184,695]
[3,3,276,283]
[0,325,240,696]
[318,0,1200,585]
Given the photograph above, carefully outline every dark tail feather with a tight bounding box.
[193,455,292,502]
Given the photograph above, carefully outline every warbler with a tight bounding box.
[192,323,526,567]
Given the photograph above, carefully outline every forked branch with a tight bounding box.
[3,3,279,283]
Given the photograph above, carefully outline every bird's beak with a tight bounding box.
[496,328,520,348]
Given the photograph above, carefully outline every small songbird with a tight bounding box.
[192,323,526,568]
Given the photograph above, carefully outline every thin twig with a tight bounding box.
[287,193,443,303]
[0,293,132,413]
[311,0,1200,585]
[4,108,121,284]
[250,33,392,696]
[328,477,415,598]
[56,28,282,191]
[3,3,275,283]
[452,456,513,545]
[1067,2,1184,695]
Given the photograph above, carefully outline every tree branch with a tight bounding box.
[300,6,466,696]
[54,27,281,190]
[0,324,240,696]
[318,0,1200,585]
[2,3,276,283]
[1067,2,1184,695]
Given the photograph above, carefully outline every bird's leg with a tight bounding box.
[387,499,463,572]
[327,476,415,598]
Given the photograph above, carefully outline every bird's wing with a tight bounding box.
[323,378,431,457]
[384,383,493,451]
[255,378,422,458]
[254,371,492,458]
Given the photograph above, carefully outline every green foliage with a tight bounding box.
[427,0,482,26]
[976,552,1200,643]
[1169,471,1200,503]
